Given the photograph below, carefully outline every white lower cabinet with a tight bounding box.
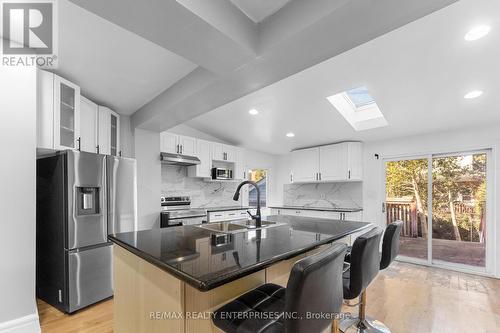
[207,209,250,223]
[270,208,363,245]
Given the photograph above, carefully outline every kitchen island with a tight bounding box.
[108,215,371,333]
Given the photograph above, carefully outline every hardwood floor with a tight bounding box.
[37,262,500,333]
[37,298,113,333]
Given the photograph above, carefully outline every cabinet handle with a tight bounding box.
[119,150,122,157]
[319,172,322,180]
[180,145,183,154]
[176,144,179,153]
[96,145,99,154]
[77,137,81,151]
[348,170,351,179]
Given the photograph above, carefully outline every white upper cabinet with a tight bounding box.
[211,143,236,162]
[319,143,348,181]
[98,106,120,156]
[211,143,224,161]
[187,139,211,178]
[160,132,196,156]
[54,75,81,150]
[291,142,362,183]
[160,132,245,180]
[234,148,246,180]
[80,96,98,153]
[37,69,81,151]
[291,147,319,183]
[224,145,236,163]
[346,142,363,180]
[160,132,178,154]
[178,135,196,156]
[37,70,121,156]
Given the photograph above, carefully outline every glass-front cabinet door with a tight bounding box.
[110,111,119,156]
[54,76,80,150]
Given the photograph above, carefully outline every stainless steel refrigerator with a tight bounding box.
[36,150,137,313]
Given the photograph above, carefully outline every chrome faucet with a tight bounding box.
[233,180,261,228]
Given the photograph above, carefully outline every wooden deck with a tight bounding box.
[399,236,485,267]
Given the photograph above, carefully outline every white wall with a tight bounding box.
[135,129,161,230]
[168,124,229,144]
[0,67,41,332]
[362,125,500,278]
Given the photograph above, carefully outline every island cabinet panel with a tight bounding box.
[265,244,336,287]
[113,246,185,333]
[184,271,266,333]
[265,254,306,287]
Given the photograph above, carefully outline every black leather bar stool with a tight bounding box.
[212,243,348,333]
[341,221,403,333]
[339,227,383,333]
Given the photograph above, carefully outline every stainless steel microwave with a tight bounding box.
[211,167,233,180]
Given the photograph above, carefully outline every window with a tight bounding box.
[345,86,375,108]
[326,86,388,131]
[248,169,267,208]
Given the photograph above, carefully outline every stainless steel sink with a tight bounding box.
[232,220,278,229]
[197,220,285,234]
[198,222,248,233]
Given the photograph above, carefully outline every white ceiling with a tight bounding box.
[56,0,197,115]
[229,0,292,23]
[186,0,500,155]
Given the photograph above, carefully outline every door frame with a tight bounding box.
[381,148,494,276]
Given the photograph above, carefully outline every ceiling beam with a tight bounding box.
[131,0,458,130]
[69,0,458,131]
[68,0,256,75]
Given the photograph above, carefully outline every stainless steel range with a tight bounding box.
[160,196,207,227]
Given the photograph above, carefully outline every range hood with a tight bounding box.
[160,152,201,166]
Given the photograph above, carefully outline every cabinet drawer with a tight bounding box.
[208,211,228,222]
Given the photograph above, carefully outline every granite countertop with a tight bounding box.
[269,205,363,213]
[108,215,371,291]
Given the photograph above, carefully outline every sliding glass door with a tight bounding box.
[384,151,489,273]
[431,153,487,268]
[385,158,429,263]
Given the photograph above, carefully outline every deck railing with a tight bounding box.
[386,199,418,237]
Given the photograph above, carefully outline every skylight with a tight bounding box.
[326,86,388,131]
[345,86,375,108]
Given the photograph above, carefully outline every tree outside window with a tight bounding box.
[248,169,267,208]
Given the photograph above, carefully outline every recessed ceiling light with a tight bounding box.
[464,25,491,41]
[248,109,259,115]
[464,90,484,99]
[286,132,295,138]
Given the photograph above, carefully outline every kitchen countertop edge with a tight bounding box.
[269,206,363,213]
[108,222,371,292]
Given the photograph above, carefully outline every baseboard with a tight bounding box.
[0,314,40,333]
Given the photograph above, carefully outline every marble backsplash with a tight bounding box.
[161,165,240,208]
[283,182,362,209]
